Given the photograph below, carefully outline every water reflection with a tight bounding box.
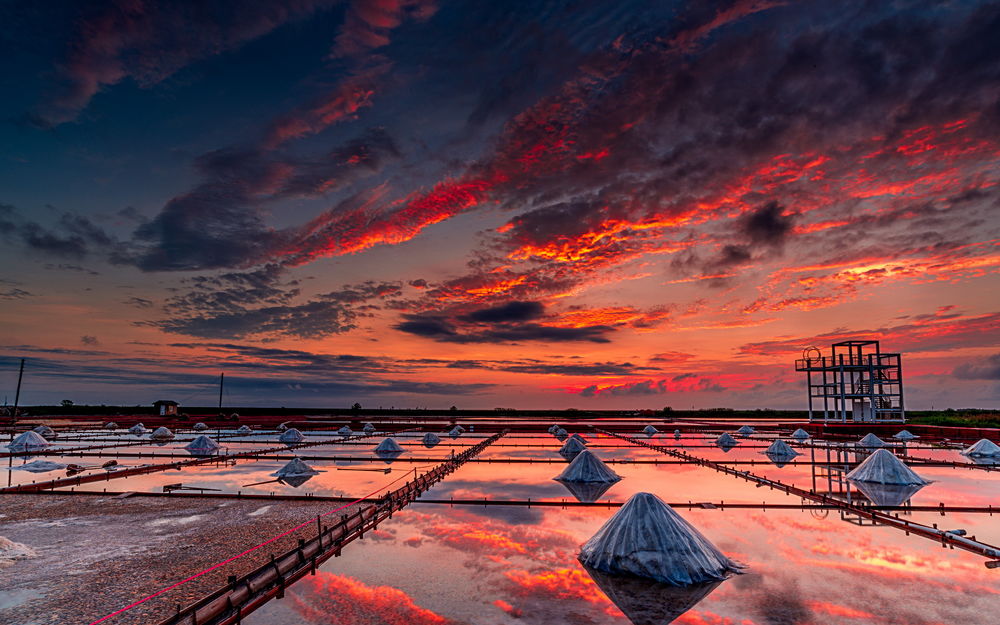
[584,566,722,625]
[558,479,616,503]
[850,481,927,507]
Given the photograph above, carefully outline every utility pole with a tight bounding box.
[12,359,24,420]
[218,372,225,412]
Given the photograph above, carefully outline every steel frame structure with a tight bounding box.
[795,340,905,423]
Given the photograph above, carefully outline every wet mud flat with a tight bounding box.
[0,494,364,625]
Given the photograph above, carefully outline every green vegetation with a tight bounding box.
[908,409,1000,429]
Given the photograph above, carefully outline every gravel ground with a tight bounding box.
[0,493,366,625]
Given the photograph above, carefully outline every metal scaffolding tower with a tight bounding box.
[795,340,905,423]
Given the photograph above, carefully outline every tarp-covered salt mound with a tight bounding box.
[129,424,145,436]
[553,427,568,438]
[363,422,376,433]
[961,439,1000,458]
[184,435,220,456]
[569,433,588,445]
[673,429,681,439]
[10,460,66,473]
[422,432,441,448]
[7,431,49,451]
[764,439,799,458]
[791,428,809,440]
[847,449,928,485]
[643,425,658,437]
[578,492,742,585]
[272,457,322,487]
[448,427,463,439]
[715,433,738,448]
[554,450,622,483]
[736,425,755,436]
[33,425,56,439]
[193,422,208,431]
[548,424,561,434]
[893,430,918,440]
[858,433,886,448]
[279,428,305,444]
[236,425,253,435]
[105,422,118,430]
[337,426,353,436]
[584,565,723,625]
[375,437,404,454]
[150,426,174,441]
[559,437,588,457]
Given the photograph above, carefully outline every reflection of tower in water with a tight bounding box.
[808,441,922,524]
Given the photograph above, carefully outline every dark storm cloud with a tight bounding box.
[742,201,793,245]
[0,204,117,260]
[396,300,615,344]
[145,275,404,340]
[953,353,1000,380]
[461,301,545,323]
[130,128,401,271]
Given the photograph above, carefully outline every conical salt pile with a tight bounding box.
[643,425,658,437]
[34,425,56,438]
[764,439,799,458]
[554,450,621,483]
[129,424,145,436]
[548,424,561,434]
[893,430,918,440]
[791,428,809,439]
[858,433,885,448]
[553,427,568,437]
[715,433,738,447]
[961,439,1000,458]
[569,433,588,445]
[105,422,118,430]
[736,425,754,436]
[193,422,208,431]
[184,435,220,455]
[279,428,305,444]
[150,426,174,441]
[337,425,353,436]
[237,425,252,435]
[7,431,49,451]
[422,432,441,448]
[847,449,928,485]
[363,422,376,433]
[673,429,681,439]
[272,457,322,487]
[273,457,321,479]
[559,437,588,457]
[578,492,742,585]
[11,460,66,473]
[375,437,404,454]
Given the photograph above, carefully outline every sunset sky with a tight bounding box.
[1,0,999,409]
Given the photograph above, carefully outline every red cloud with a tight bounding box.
[291,572,458,624]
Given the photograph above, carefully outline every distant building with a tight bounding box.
[153,400,179,416]
[795,340,904,423]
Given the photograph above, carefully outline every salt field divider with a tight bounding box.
[140,430,508,625]
[599,429,1000,566]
